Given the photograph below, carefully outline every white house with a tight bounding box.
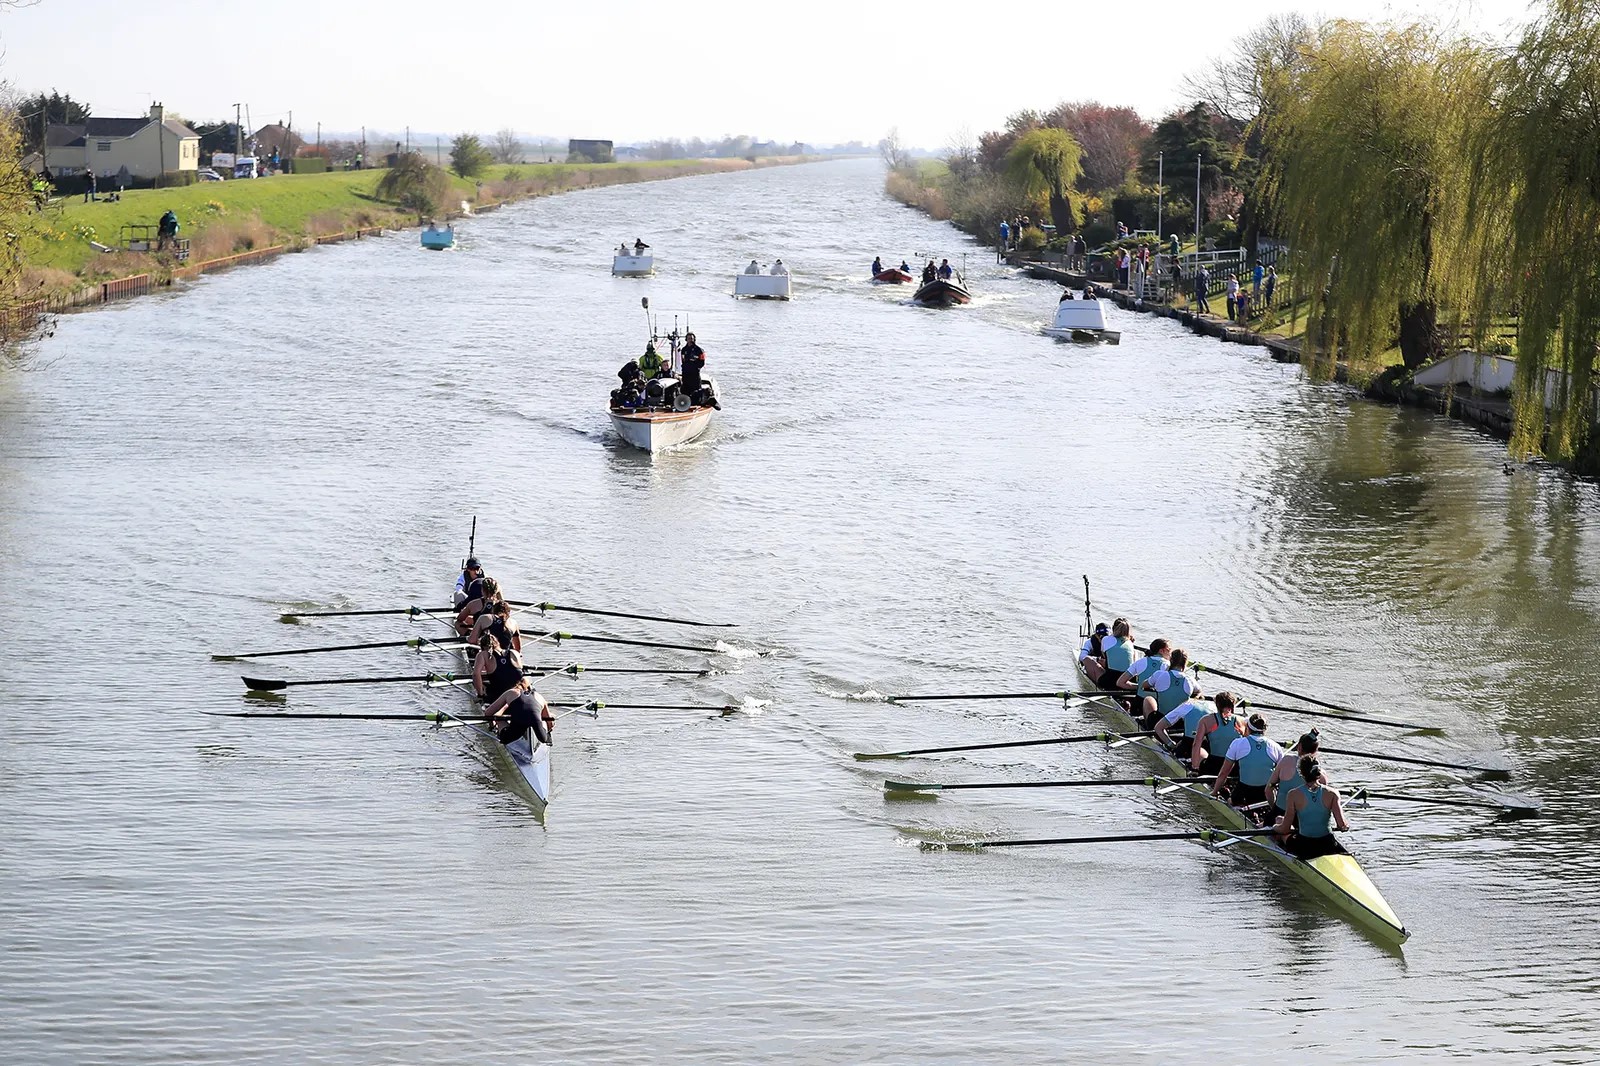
[43,102,200,183]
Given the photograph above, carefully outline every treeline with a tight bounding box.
[888,0,1600,465]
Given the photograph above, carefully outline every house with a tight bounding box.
[43,103,199,182]
[613,145,645,161]
[252,123,304,163]
[567,138,614,164]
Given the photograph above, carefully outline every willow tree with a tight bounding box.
[1258,21,1479,372]
[1004,128,1084,235]
[1453,0,1600,462]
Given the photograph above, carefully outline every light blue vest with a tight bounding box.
[1205,712,1242,761]
[1294,784,1332,837]
[1171,700,1208,737]
[1237,735,1278,787]
[1152,669,1196,717]
[1275,763,1306,811]
[1104,637,1137,675]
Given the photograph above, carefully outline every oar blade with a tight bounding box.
[883,780,941,795]
[241,676,289,692]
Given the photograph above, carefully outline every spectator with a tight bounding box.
[1264,266,1277,308]
[1236,287,1250,324]
[1226,274,1240,319]
[1252,260,1265,298]
[1195,266,1211,315]
[83,167,97,203]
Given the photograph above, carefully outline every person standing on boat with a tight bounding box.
[745,259,762,274]
[486,684,553,747]
[638,341,665,379]
[474,631,526,703]
[680,332,706,395]
[455,557,484,606]
[937,259,954,280]
[634,238,650,254]
[1267,730,1323,822]
[770,259,788,275]
[1138,647,1200,730]
[872,256,884,276]
[1209,711,1284,812]
[1275,756,1350,858]
[1190,690,1244,778]
[899,259,911,272]
[922,261,936,284]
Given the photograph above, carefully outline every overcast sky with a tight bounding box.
[2,0,1537,148]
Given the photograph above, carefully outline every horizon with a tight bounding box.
[2,0,1536,150]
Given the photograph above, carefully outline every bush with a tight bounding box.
[450,134,493,179]
[377,152,451,214]
[1203,218,1239,248]
[1082,219,1116,247]
[1018,225,1048,251]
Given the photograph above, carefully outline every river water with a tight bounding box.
[3,158,1598,1063]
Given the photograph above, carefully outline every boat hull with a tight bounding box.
[1042,327,1121,344]
[913,279,971,306]
[613,254,655,277]
[1071,653,1408,943]
[872,269,914,284]
[421,228,454,250]
[733,273,792,299]
[609,406,714,451]
[451,593,550,816]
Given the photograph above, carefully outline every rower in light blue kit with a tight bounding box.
[1190,689,1243,777]
[1275,755,1350,858]
[1138,646,1200,730]
[1209,711,1285,810]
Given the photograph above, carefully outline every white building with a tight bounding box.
[43,103,200,183]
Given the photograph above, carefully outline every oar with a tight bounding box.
[216,630,722,661]
[239,663,708,691]
[1313,743,1510,779]
[1190,659,1363,716]
[548,701,738,712]
[855,730,1152,761]
[1229,696,1438,734]
[214,636,463,661]
[280,600,736,628]
[886,774,1211,794]
[1350,785,1540,815]
[887,690,1127,703]
[201,709,453,722]
[921,826,1277,852]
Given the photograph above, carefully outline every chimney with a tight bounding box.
[149,101,164,123]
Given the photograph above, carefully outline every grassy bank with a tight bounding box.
[19,156,809,295]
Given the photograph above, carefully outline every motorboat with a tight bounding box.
[609,298,721,452]
[1042,296,1121,343]
[733,265,792,299]
[912,274,971,307]
[873,267,914,284]
[420,224,455,250]
[612,246,655,277]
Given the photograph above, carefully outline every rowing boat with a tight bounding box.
[442,583,552,815]
[1072,638,1409,943]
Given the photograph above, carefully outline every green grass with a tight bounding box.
[21,157,804,286]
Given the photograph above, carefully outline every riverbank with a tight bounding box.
[11,156,813,324]
[1084,278,1597,473]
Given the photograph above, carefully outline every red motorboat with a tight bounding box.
[872,267,915,284]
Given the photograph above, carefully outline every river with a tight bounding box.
[2,158,1597,1063]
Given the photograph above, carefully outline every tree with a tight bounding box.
[1004,128,1084,234]
[1138,103,1245,229]
[376,151,449,213]
[879,127,909,170]
[1452,0,1600,461]
[0,106,46,338]
[15,89,89,156]
[1041,102,1150,190]
[490,128,522,164]
[1258,21,1477,371]
[1186,14,1318,123]
[450,133,493,178]
[977,110,1042,172]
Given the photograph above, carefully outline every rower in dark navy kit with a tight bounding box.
[485,684,553,746]
[474,631,527,702]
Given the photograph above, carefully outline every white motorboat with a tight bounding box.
[609,298,721,452]
[1042,296,1121,343]
[733,265,792,299]
[612,250,655,277]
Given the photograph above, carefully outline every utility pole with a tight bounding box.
[316,121,321,148]
[1194,152,1203,259]
[234,103,242,156]
[436,137,441,166]
[405,126,410,153]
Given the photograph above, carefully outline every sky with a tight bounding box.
[1,0,1539,149]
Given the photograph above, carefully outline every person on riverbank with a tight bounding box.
[1275,756,1350,858]
[1190,690,1243,777]
[1075,234,1086,271]
[157,209,179,252]
[1236,287,1251,323]
[1210,712,1284,811]
[82,167,96,203]
[1226,274,1240,319]
[1195,266,1212,314]
[1264,266,1277,309]
[999,220,1010,250]
[1253,261,1265,298]
[1138,647,1201,731]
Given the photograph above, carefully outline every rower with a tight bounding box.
[1189,689,1242,778]
[484,684,553,747]
[1153,694,1210,760]
[1267,730,1322,823]
[474,631,527,703]
[1097,618,1138,690]
[481,598,522,653]
[1209,711,1285,816]
[1275,755,1350,858]
[1138,647,1199,730]
[456,576,500,637]
[1077,622,1112,685]
[454,557,484,606]
[1114,638,1169,694]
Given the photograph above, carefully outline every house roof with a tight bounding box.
[46,123,86,147]
[44,116,198,147]
[85,117,150,138]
